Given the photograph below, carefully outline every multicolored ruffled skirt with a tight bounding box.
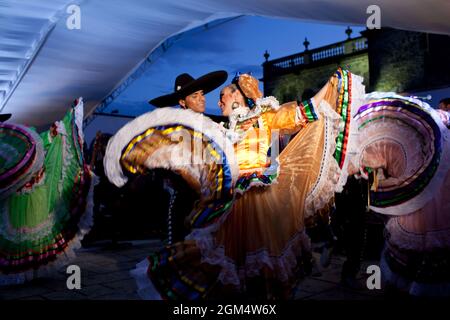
[104,69,366,300]
[0,98,93,285]
[352,93,450,296]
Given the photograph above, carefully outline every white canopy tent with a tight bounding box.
[1,0,449,127]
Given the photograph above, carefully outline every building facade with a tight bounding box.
[262,28,450,104]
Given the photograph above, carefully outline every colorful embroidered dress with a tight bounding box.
[104,69,365,299]
[351,93,450,296]
[0,98,93,285]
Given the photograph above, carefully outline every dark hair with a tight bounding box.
[439,98,450,105]
[231,73,256,108]
[301,88,316,101]
[225,83,239,93]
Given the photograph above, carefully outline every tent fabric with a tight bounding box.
[1,0,449,126]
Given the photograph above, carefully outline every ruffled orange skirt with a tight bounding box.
[137,117,336,300]
[214,117,326,279]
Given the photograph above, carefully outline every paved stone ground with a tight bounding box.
[0,240,385,300]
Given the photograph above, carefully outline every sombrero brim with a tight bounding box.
[149,70,228,108]
[0,114,11,122]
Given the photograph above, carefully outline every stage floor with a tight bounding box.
[0,240,385,300]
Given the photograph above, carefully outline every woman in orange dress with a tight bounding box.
[104,69,365,299]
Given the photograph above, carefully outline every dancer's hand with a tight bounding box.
[237,74,262,102]
[238,117,258,131]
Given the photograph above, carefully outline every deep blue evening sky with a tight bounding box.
[103,16,365,117]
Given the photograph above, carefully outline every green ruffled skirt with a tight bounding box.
[0,99,93,285]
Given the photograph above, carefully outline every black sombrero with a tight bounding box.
[149,70,228,108]
[0,114,11,122]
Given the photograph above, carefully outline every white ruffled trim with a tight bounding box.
[380,248,450,297]
[228,97,280,134]
[255,96,280,111]
[0,172,96,287]
[74,98,84,145]
[130,258,163,300]
[304,100,342,219]
[56,100,83,195]
[104,108,239,188]
[188,226,311,289]
[360,92,450,216]
[228,105,252,132]
[60,98,85,196]
[303,70,366,217]
[386,218,450,251]
[240,230,311,283]
[437,110,450,128]
[335,73,366,192]
[54,120,66,136]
